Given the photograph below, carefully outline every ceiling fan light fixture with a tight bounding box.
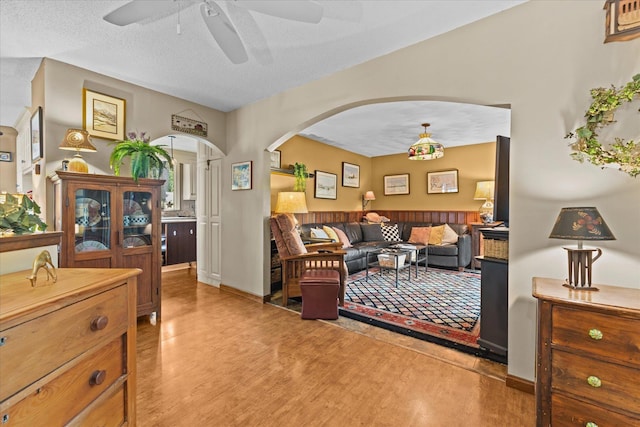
[408,123,444,160]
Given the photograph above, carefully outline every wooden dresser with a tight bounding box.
[533,277,640,426]
[0,268,140,426]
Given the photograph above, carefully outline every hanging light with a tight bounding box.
[168,135,177,166]
[408,123,444,160]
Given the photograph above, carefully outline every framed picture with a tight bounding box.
[427,169,459,194]
[384,174,410,195]
[342,162,360,188]
[231,161,252,190]
[30,106,43,163]
[0,151,12,162]
[270,150,281,168]
[83,88,126,141]
[314,170,337,199]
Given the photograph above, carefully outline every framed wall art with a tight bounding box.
[231,161,252,190]
[270,150,281,168]
[83,88,126,141]
[30,106,43,163]
[427,169,459,194]
[342,162,360,188]
[383,174,410,195]
[0,151,13,162]
[314,170,337,199]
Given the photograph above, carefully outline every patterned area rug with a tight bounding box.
[340,267,482,354]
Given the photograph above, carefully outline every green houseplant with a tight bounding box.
[0,193,47,235]
[293,162,308,192]
[110,131,173,181]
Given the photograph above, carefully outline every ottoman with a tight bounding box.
[299,269,341,320]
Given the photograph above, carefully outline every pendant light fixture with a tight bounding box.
[408,123,444,160]
[168,135,177,166]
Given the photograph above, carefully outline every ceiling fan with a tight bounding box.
[103,0,324,64]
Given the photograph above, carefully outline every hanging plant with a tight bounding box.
[565,74,640,177]
[293,162,307,192]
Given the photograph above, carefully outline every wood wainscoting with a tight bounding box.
[294,210,480,227]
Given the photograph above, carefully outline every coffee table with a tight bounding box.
[390,243,428,276]
[365,248,413,287]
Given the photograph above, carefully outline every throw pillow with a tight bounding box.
[332,227,352,248]
[322,225,340,242]
[381,224,400,241]
[310,227,329,239]
[408,226,431,245]
[441,224,459,245]
[429,225,445,245]
[361,223,385,241]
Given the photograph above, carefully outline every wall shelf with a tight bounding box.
[270,167,314,178]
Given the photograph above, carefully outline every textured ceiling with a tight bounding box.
[0,0,523,155]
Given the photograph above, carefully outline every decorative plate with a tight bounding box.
[123,199,143,216]
[75,197,102,227]
[123,236,148,248]
[75,240,108,252]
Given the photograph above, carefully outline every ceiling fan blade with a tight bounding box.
[226,3,273,65]
[236,0,323,24]
[104,0,180,26]
[200,2,249,64]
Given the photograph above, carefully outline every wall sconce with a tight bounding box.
[362,191,375,211]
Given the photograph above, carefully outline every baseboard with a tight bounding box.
[506,374,535,394]
[219,284,267,303]
[161,262,196,273]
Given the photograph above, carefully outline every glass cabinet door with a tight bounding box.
[123,191,153,248]
[74,189,111,253]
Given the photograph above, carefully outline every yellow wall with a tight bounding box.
[0,127,17,193]
[272,135,495,212]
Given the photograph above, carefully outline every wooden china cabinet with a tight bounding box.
[50,171,163,319]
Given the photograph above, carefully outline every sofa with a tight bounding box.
[299,221,471,274]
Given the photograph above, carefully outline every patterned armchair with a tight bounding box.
[270,213,346,307]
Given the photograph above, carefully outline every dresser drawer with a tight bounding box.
[1,336,124,426]
[0,285,128,401]
[552,306,640,365]
[552,393,640,426]
[552,350,640,415]
[69,385,126,427]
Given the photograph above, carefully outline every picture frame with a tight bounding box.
[30,106,43,163]
[231,161,252,190]
[384,174,410,195]
[342,162,360,188]
[270,150,281,168]
[83,88,126,141]
[427,169,459,194]
[314,170,337,199]
[0,151,13,162]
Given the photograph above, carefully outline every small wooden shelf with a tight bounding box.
[270,167,315,178]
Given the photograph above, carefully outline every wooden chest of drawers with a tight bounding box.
[0,268,140,426]
[533,277,640,426]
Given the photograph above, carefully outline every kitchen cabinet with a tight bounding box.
[182,163,197,200]
[163,219,196,265]
[50,171,163,319]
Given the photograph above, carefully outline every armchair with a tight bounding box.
[270,213,346,307]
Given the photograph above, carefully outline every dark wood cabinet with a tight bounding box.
[50,171,163,319]
[164,221,196,265]
[470,222,502,269]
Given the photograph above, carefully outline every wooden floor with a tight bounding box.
[136,269,535,426]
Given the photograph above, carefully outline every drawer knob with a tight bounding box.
[587,376,602,388]
[90,315,109,331]
[588,329,603,340]
[90,370,107,386]
[586,422,598,427]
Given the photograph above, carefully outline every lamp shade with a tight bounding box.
[364,191,376,201]
[59,129,97,152]
[549,207,615,241]
[408,123,444,160]
[274,192,308,214]
[473,181,495,200]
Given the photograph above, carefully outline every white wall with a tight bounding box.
[223,1,640,381]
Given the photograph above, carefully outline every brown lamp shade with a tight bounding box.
[59,129,97,152]
[549,207,615,241]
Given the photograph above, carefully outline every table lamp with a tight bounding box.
[59,129,97,173]
[274,192,308,233]
[473,181,495,224]
[549,207,615,290]
[362,191,375,211]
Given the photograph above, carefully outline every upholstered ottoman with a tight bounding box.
[299,269,341,320]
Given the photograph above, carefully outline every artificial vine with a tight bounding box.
[293,162,307,192]
[566,74,640,177]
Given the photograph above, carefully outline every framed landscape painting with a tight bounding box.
[427,169,459,193]
[315,170,337,199]
[30,106,43,163]
[231,161,252,190]
[342,162,360,187]
[83,88,126,141]
[384,174,410,195]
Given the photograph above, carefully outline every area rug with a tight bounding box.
[340,267,483,356]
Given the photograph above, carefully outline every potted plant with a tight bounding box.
[110,131,173,181]
[0,193,47,235]
[293,162,307,192]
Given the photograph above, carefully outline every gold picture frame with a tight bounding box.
[83,89,126,141]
